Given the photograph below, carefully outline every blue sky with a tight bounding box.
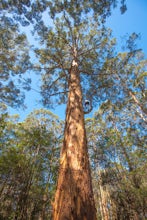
[106,0,147,54]
[9,0,147,121]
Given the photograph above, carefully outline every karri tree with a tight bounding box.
[1,0,127,219]
[33,1,127,219]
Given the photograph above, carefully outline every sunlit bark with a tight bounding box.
[53,60,97,220]
[98,170,109,220]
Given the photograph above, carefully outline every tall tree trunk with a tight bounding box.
[53,59,97,220]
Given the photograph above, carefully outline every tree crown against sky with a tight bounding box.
[29,0,146,118]
[1,0,147,116]
[0,0,127,25]
[27,0,129,109]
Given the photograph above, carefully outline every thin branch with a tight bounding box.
[48,90,69,97]
[63,12,74,46]
[18,77,69,98]
[78,44,100,57]
[32,65,61,71]
[30,86,69,97]
[53,34,73,50]
[47,74,67,90]
[128,90,147,115]
[79,69,111,76]
[114,68,147,120]
[79,69,92,75]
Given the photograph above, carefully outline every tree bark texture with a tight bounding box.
[53,60,97,220]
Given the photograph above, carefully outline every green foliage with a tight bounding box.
[1,0,147,219]
[0,109,63,219]
[1,104,146,219]
[0,0,127,26]
[0,15,32,107]
[34,10,118,107]
[86,86,147,219]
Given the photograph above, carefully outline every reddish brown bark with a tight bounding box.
[53,60,97,220]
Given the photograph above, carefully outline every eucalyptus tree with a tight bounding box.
[32,1,127,219]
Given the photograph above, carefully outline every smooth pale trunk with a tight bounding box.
[53,60,97,220]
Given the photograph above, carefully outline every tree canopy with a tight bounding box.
[0,0,147,219]
[0,14,31,107]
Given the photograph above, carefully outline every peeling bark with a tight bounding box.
[53,60,97,220]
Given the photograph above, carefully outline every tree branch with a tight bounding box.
[63,12,74,46]
[47,74,67,90]
[78,44,100,57]
[49,90,69,97]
